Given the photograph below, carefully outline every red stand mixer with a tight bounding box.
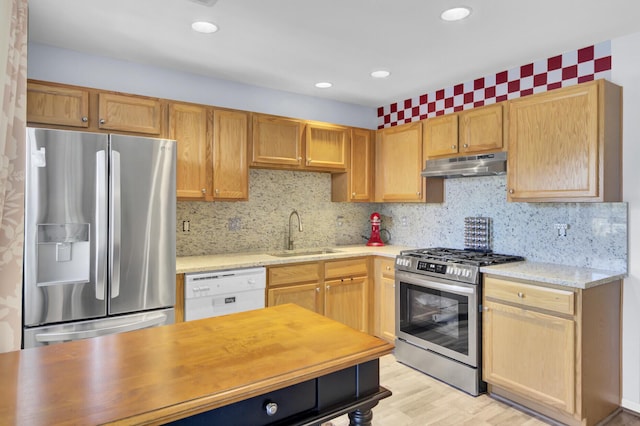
[366,212,385,246]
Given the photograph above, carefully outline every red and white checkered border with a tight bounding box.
[377,41,612,129]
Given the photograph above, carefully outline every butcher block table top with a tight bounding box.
[0,304,393,425]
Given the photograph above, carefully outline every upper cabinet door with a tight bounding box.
[212,109,249,200]
[251,114,304,168]
[507,80,622,202]
[349,128,374,201]
[376,121,425,202]
[423,114,458,158]
[27,81,89,128]
[169,102,209,200]
[98,93,162,135]
[459,103,504,154]
[304,122,349,171]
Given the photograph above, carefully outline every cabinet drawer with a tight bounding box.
[484,277,575,315]
[325,258,368,279]
[268,263,320,286]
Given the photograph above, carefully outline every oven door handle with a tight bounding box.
[426,281,474,295]
[397,271,475,295]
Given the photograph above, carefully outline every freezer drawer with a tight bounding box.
[22,308,175,348]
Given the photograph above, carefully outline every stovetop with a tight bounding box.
[395,247,524,284]
[400,247,524,267]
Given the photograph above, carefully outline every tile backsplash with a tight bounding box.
[176,169,373,256]
[177,171,627,272]
[379,176,627,272]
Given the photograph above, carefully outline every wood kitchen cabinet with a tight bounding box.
[331,128,374,202]
[304,121,349,171]
[27,80,164,136]
[376,121,443,203]
[169,102,209,200]
[324,258,370,333]
[27,81,90,128]
[211,109,249,200]
[507,79,622,202]
[251,113,305,168]
[424,103,504,158]
[483,275,621,426]
[97,92,162,135]
[373,257,395,343]
[267,258,371,333]
[175,274,185,323]
[267,262,323,314]
[170,103,249,201]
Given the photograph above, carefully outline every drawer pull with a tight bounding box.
[265,401,278,416]
[517,292,525,298]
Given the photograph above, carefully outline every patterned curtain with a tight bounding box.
[0,0,27,353]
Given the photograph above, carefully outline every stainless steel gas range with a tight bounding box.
[394,247,524,396]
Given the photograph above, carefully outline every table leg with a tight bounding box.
[347,401,378,426]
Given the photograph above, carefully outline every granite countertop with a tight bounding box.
[176,244,410,274]
[480,261,627,289]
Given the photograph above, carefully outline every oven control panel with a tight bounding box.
[417,261,447,274]
[396,256,478,284]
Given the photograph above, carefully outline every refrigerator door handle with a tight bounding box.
[33,313,168,343]
[110,150,121,298]
[95,150,107,300]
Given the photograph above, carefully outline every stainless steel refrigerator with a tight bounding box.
[22,128,176,348]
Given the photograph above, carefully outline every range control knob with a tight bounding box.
[265,402,278,416]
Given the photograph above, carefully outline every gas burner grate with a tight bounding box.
[400,247,524,266]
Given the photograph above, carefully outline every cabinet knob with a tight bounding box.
[517,292,525,298]
[265,402,278,416]
[297,156,302,162]
[201,188,206,194]
[215,188,220,194]
[463,143,469,148]
[451,145,456,150]
[509,189,514,194]
[326,285,330,290]
[417,191,421,196]
[81,116,88,123]
[352,192,356,197]
[385,266,391,271]
[316,287,320,293]
[99,118,105,125]
[483,306,489,312]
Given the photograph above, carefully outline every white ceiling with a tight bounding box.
[27,0,640,108]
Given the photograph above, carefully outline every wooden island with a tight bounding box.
[0,304,394,425]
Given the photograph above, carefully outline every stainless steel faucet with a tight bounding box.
[288,210,303,250]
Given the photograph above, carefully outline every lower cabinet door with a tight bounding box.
[483,300,575,414]
[267,283,322,314]
[325,277,368,333]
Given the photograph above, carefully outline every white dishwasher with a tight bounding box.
[184,267,266,321]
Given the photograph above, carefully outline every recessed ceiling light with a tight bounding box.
[315,82,332,89]
[371,70,391,78]
[191,21,219,33]
[440,7,471,21]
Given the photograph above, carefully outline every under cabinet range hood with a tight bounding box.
[421,151,507,178]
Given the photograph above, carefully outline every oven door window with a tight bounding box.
[399,282,469,356]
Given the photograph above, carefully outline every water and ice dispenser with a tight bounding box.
[36,223,90,286]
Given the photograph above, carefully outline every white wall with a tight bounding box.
[612,32,640,412]
[27,43,377,129]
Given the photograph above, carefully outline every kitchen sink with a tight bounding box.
[268,249,341,257]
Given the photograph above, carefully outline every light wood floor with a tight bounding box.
[323,354,640,426]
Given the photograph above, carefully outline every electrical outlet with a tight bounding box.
[555,223,568,237]
[182,220,190,232]
[401,216,408,227]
